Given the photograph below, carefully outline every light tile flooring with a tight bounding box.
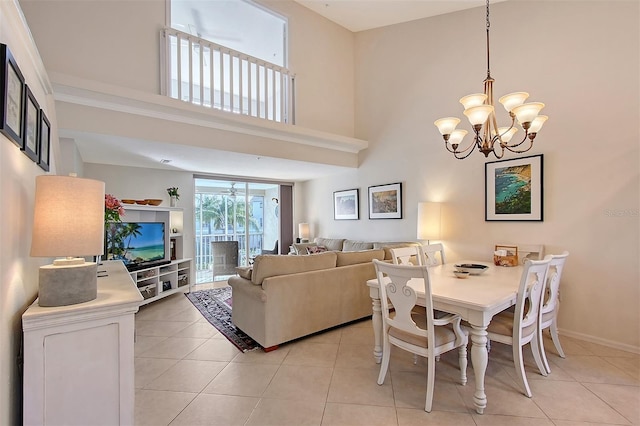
[135,286,640,425]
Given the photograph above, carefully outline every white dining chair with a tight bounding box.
[373,259,468,412]
[420,243,446,266]
[486,258,551,398]
[538,251,569,373]
[389,246,422,266]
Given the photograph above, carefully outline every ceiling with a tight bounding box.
[70,1,504,182]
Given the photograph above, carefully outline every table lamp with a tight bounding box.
[30,175,105,307]
[417,202,441,243]
[298,222,310,243]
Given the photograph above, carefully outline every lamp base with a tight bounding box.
[38,262,98,307]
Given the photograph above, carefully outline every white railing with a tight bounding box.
[160,27,295,124]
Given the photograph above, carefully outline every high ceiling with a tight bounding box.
[69,0,506,181]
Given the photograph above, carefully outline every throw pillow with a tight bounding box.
[306,245,328,254]
[235,266,252,280]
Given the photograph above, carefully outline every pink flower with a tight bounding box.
[105,194,125,222]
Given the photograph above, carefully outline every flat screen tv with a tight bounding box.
[105,221,166,268]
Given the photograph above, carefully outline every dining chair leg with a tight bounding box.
[538,328,552,374]
[550,320,566,358]
[377,338,391,385]
[513,344,532,398]
[458,345,468,385]
[530,333,548,377]
[425,354,436,412]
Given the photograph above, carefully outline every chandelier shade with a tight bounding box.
[434,0,547,160]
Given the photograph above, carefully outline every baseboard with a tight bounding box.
[559,328,640,355]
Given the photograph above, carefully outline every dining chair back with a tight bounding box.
[486,258,551,397]
[389,246,422,266]
[538,251,569,373]
[420,243,447,266]
[373,259,468,412]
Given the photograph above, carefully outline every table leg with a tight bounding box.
[469,325,488,414]
[370,296,383,363]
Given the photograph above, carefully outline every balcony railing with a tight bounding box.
[160,27,295,124]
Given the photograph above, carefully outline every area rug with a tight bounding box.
[186,287,260,352]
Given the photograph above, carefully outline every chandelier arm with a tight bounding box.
[503,132,531,150]
[503,139,534,154]
[450,136,478,159]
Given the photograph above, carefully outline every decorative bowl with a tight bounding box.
[145,199,162,206]
[453,270,470,279]
[454,264,489,275]
[135,200,149,205]
[121,199,135,204]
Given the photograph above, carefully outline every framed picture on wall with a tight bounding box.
[485,154,543,221]
[368,182,402,219]
[0,44,25,148]
[38,110,50,171]
[333,188,359,220]
[22,85,39,162]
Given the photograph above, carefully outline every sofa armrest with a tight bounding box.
[228,276,267,303]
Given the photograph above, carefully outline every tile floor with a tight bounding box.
[135,285,640,425]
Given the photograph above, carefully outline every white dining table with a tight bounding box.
[366,261,524,414]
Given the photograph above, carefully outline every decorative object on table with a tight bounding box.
[22,85,39,162]
[186,287,260,352]
[368,182,402,219]
[433,0,547,160]
[494,245,519,267]
[454,264,489,275]
[298,222,310,242]
[417,202,441,243]
[37,110,50,171]
[167,186,179,207]
[453,270,470,279]
[333,188,359,220]
[30,175,105,307]
[485,154,543,221]
[0,43,25,148]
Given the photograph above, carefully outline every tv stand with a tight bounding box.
[126,258,192,305]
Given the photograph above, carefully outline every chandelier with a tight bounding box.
[434,0,547,160]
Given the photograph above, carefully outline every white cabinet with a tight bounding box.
[22,261,142,426]
[131,258,192,305]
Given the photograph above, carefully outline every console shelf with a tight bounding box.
[130,259,192,305]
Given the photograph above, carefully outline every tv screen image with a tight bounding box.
[105,222,165,266]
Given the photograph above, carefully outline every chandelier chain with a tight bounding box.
[486,0,491,78]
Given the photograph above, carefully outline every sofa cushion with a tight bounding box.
[336,249,385,267]
[314,237,345,251]
[343,240,374,252]
[292,242,317,255]
[373,242,421,260]
[307,245,328,254]
[251,251,338,285]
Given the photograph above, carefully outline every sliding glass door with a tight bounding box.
[194,178,281,283]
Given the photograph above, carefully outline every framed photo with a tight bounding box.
[38,110,50,171]
[0,44,25,148]
[22,85,39,162]
[334,188,359,220]
[368,182,402,219]
[485,154,543,221]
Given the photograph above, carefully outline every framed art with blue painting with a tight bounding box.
[485,154,543,221]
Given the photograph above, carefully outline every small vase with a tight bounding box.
[170,196,177,207]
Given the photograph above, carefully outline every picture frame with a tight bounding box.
[333,188,359,220]
[485,154,543,221]
[0,44,25,148]
[368,182,402,219]
[22,84,39,162]
[38,110,50,171]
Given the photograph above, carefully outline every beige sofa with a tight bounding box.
[228,249,386,349]
[290,237,418,255]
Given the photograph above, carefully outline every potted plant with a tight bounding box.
[167,187,180,207]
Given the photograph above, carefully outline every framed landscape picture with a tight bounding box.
[485,154,543,221]
[368,182,402,219]
[334,188,359,220]
[38,110,50,171]
[22,85,39,162]
[0,44,25,148]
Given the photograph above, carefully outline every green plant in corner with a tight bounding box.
[167,187,180,200]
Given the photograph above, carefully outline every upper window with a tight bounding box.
[170,0,287,67]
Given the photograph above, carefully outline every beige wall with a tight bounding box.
[0,1,58,424]
[302,1,640,351]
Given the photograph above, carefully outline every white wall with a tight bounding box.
[0,1,58,424]
[302,1,640,351]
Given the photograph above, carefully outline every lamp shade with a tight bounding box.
[31,175,105,258]
[298,223,310,240]
[417,202,441,241]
